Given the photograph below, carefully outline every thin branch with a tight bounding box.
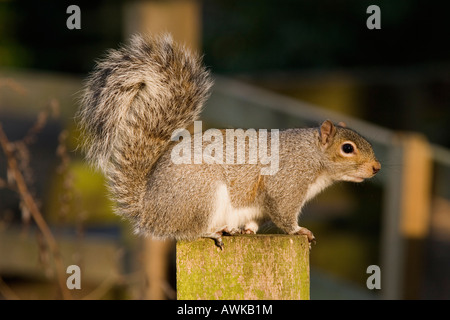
[0,177,6,188]
[0,78,27,95]
[0,123,72,300]
[22,110,49,145]
[81,273,119,300]
[22,99,59,146]
[0,276,20,300]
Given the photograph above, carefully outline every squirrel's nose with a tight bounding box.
[372,161,381,175]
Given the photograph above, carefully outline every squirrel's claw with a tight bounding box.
[292,227,316,250]
[203,229,228,250]
[215,238,224,250]
[205,233,224,250]
[204,226,257,250]
[309,238,316,250]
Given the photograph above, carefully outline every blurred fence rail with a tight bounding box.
[0,226,123,297]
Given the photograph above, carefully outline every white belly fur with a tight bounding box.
[208,183,263,232]
[304,175,333,204]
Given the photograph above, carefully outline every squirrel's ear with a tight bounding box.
[337,121,347,128]
[319,120,336,145]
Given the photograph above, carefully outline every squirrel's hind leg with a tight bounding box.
[203,232,224,250]
[202,224,259,249]
[202,226,237,250]
[291,226,316,250]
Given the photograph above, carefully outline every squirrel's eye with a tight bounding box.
[342,143,354,154]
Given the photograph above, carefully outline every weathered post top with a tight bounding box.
[176,234,310,300]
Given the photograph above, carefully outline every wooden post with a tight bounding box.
[399,133,432,240]
[380,137,405,299]
[381,132,432,300]
[123,0,202,51]
[399,133,432,299]
[142,239,174,300]
[176,235,310,300]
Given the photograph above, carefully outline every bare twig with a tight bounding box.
[0,177,6,188]
[22,99,59,146]
[55,130,72,221]
[81,273,119,300]
[22,111,49,146]
[0,276,20,300]
[0,78,27,95]
[0,124,72,300]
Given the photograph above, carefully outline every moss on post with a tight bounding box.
[176,234,310,300]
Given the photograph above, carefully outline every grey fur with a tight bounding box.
[77,34,380,244]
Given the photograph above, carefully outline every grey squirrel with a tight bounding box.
[77,34,381,249]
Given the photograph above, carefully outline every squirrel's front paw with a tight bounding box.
[292,227,316,249]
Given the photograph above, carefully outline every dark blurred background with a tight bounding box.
[0,0,449,300]
[2,0,450,146]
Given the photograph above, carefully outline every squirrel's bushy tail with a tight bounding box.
[77,34,212,219]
